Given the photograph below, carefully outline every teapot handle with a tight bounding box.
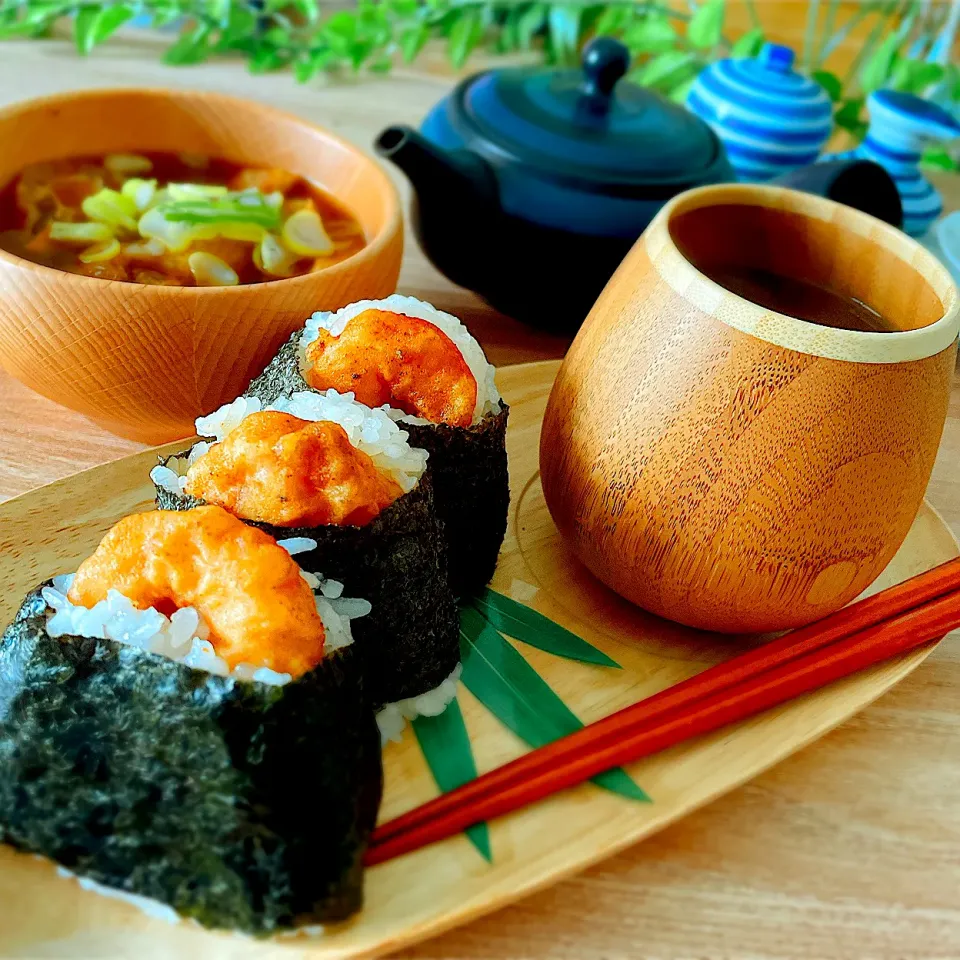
[772,159,903,229]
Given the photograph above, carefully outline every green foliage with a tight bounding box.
[860,32,901,93]
[406,590,647,863]
[834,96,867,140]
[686,0,724,50]
[730,26,764,58]
[1,0,957,153]
[447,5,482,69]
[623,15,676,55]
[921,147,959,173]
[473,589,621,667]
[812,69,842,102]
[458,603,648,802]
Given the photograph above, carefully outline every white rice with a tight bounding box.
[376,663,462,745]
[152,390,428,500]
[300,295,501,425]
[41,538,370,686]
[56,866,181,925]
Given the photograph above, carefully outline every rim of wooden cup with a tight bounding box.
[644,182,960,365]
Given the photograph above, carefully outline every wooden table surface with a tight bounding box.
[1,36,959,959]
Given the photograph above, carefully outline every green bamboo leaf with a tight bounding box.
[324,9,358,43]
[388,0,420,16]
[860,32,900,93]
[294,56,318,83]
[668,75,697,103]
[447,6,482,69]
[623,14,676,54]
[632,50,699,92]
[291,0,321,24]
[400,22,430,62]
[163,22,212,64]
[249,45,288,73]
[0,2,67,38]
[73,5,100,54]
[888,59,944,94]
[594,4,634,37]
[412,699,492,861]
[730,26,764,58]
[920,147,957,172]
[151,1,184,29]
[473,591,620,668]
[459,607,649,802]
[812,69,843,102]
[834,96,865,134]
[516,2,546,49]
[687,0,724,50]
[217,5,256,50]
[547,3,581,64]
[93,3,136,45]
[946,64,960,101]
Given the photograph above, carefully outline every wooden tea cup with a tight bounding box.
[540,183,960,634]
[0,89,403,444]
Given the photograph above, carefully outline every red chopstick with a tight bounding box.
[365,560,960,866]
[368,556,960,853]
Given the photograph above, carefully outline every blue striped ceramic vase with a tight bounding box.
[824,90,960,237]
[686,43,833,182]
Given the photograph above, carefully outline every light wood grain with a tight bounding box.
[0,36,958,960]
[542,184,959,633]
[0,89,403,444]
[0,360,957,960]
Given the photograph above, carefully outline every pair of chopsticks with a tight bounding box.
[364,556,960,867]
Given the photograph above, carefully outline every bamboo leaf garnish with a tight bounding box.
[412,700,491,861]
[473,589,621,668]
[459,606,650,803]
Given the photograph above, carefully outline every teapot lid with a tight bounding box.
[691,43,833,123]
[452,37,727,195]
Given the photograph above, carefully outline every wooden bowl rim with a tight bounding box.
[0,87,402,298]
[644,182,959,364]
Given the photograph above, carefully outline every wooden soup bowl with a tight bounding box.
[540,184,960,634]
[0,89,403,443]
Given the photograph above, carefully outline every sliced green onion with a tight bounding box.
[281,208,334,257]
[123,237,167,257]
[160,196,281,230]
[188,251,239,287]
[121,178,158,212]
[105,154,153,176]
[256,233,296,278]
[49,221,113,244]
[168,182,229,202]
[79,237,122,263]
[218,222,268,242]
[138,206,200,253]
[82,188,138,232]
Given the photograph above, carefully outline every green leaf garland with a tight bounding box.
[1,0,957,150]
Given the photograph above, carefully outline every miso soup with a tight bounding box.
[0,151,367,286]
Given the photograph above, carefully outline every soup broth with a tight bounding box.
[0,151,366,286]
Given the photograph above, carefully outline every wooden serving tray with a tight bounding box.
[0,359,955,959]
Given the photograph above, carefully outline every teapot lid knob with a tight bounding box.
[580,37,631,107]
[759,42,795,73]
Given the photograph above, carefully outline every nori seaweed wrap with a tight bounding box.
[152,393,460,708]
[247,295,510,599]
[0,584,382,935]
